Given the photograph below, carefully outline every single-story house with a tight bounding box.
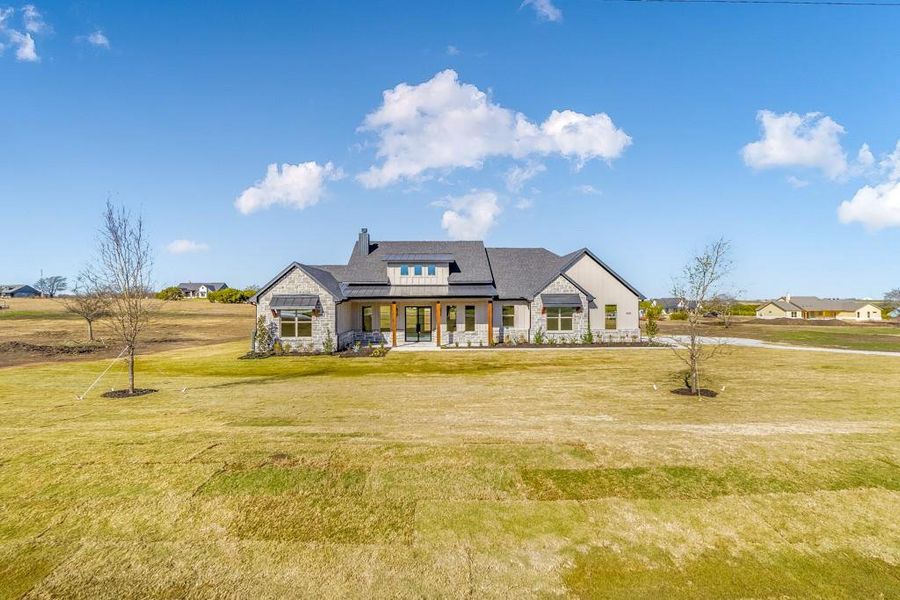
[0,284,40,298]
[651,297,698,315]
[178,282,228,299]
[755,295,883,322]
[250,228,644,351]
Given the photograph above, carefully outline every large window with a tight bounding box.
[400,264,409,276]
[465,305,475,332]
[427,264,436,276]
[446,305,457,332]
[362,306,373,332]
[280,309,312,338]
[502,305,515,328]
[604,304,617,330]
[546,307,573,331]
[379,305,391,332]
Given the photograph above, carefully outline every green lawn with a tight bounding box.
[1,343,898,598]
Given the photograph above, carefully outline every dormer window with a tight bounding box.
[414,265,423,276]
[400,264,409,276]
[427,264,436,276]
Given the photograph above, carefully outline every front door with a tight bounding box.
[404,306,432,342]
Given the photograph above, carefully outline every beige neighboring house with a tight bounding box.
[756,295,883,322]
[249,228,644,351]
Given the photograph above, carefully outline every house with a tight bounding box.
[0,284,40,298]
[250,228,643,351]
[178,282,228,299]
[651,297,698,315]
[888,307,900,319]
[755,295,883,322]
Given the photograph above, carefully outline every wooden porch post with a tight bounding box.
[487,300,493,346]
[391,301,397,347]
[436,301,441,346]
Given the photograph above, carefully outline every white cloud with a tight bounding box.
[742,110,848,179]
[1,6,43,62]
[574,184,601,195]
[357,70,630,188]
[879,141,900,181]
[235,161,343,215]
[505,162,545,192]
[838,180,900,230]
[87,30,110,48]
[22,4,46,33]
[167,239,209,254]
[522,0,562,22]
[786,175,809,189]
[439,190,502,240]
[446,44,460,56]
[514,198,534,210]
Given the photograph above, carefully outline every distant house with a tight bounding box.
[178,282,228,299]
[0,284,40,298]
[756,295,882,322]
[652,297,697,315]
[889,307,900,319]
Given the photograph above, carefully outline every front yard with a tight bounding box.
[1,343,898,598]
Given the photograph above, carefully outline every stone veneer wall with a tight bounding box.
[530,276,590,341]
[255,266,337,352]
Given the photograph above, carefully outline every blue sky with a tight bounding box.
[1,1,898,298]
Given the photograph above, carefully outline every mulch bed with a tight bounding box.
[0,340,108,356]
[338,346,390,358]
[101,388,158,398]
[445,342,656,349]
[670,388,718,398]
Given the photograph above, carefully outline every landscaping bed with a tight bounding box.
[101,388,158,398]
[443,341,658,349]
[0,340,108,356]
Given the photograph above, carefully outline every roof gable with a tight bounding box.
[249,263,344,304]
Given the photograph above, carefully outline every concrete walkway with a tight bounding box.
[661,335,900,358]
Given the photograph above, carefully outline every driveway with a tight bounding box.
[661,335,900,358]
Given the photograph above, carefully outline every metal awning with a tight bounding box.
[269,294,319,309]
[381,253,455,262]
[541,293,582,307]
[342,284,496,298]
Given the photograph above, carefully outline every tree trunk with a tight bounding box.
[87,319,94,341]
[128,347,135,394]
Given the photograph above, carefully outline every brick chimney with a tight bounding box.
[358,228,371,256]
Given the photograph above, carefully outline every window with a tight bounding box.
[502,305,515,328]
[379,305,391,332]
[446,305,457,332]
[280,309,312,338]
[604,304,617,330]
[791,311,797,318]
[547,307,573,331]
[362,306,373,332]
[400,264,409,276]
[427,264,436,276]
[465,305,475,332]
[414,264,423,276]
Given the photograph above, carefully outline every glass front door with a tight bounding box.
[404,306,432,342]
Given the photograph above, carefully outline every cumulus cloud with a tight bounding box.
[839,140,900,230]
[742,110,848,179]
[438,190,502,240]
[86,30,110,48]
[505,162,545,192]
[0,7,42,62]
[357,69,630,188]
[838,181,900,230]
[167,239,209,254]
[235,161,343,215]
[522,0,562,22]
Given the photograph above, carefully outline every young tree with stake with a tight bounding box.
[671,238,733,397]
[93,201,156,394]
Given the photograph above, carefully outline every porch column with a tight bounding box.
[487,300,493,345]
[436,301,441,346]
[391,301,397,347]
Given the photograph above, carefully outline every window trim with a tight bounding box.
[502,305,515,328]
[362,305,373,332]
[546,306,574,331]
[604,304,617,330]
[279,309,313,338]
[464,305,475,332]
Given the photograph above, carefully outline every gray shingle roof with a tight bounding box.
[178,282,228,292]
[484,247,572,300]
[381,253,455,262]
[342,240,493,284]
[780,296,870,312]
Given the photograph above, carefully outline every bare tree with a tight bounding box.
[34,275,68,298]
[60,274,111,341]
[93,201,156,394]
[671,238,733,397]
[886,288,900,305]
[709,291,742,329]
